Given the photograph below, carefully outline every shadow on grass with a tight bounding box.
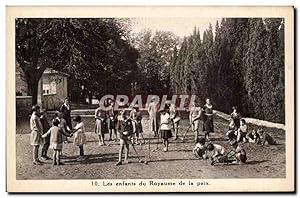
[64,153,145,165]
[148,158,199,163]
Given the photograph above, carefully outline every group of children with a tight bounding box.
[192,106,277,165]
[30,105,86,165]
[94,99,144,147]
[29,100,277,167]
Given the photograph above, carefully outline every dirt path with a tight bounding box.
[16,116,286,180]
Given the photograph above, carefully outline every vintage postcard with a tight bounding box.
[6,6,294,192]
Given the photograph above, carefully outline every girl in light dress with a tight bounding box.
[42,119,72,165]
[72,115,87,160]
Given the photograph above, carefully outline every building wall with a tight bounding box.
[16,96,32,118]
[42,74,68,110]
[16,70,68,113]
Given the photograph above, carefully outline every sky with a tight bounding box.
[130,17,221,39]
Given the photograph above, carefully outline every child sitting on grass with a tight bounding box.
[206,142,226,165]
[246,129,261,144]
[192,137,207,159]
[257,129,276,146]
[229,140,247,164]
[42,119,72,165]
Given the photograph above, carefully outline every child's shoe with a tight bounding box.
[40,157,47,161]
[124,160,130,164]
[32,161,43,165]
[37,159,45,164]
[115,161,122,166]
[44,156,52,160]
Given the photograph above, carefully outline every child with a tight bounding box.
[148,97,159,137]
[42,119,72,165]
[55,111,71,144]
[202,98,214,141]
[30,105,43,165]
[237,119,247,143]
[247,130,261,144]
[72,115,87,159]
[230,106,242,129]
[40,109,51,161]
[227,130,237,143]
[189,102,202,142]
[230,140,247,164]
[192,137,207,159]
[130,107,143,145]
[95,103,107,146]
[170,103,181,140]
[257,129,276,146]
[160,107,173,152]
[206,142,226,165]
[115,110,133,166]
[107,100,118,142]
[226,118,236,139]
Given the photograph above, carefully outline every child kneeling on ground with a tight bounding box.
[229,140,247,164]
[206,142,226,165]
[116,110,133,166]
[193,137,208,159]
[42,119,72,165]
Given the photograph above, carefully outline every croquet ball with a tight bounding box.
[144,161,148,164]
[138,160,142,163]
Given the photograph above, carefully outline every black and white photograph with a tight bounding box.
[6,6,294,192]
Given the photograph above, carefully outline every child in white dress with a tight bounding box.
[72,116,87,160]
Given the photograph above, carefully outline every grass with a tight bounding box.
[16,114,286,180]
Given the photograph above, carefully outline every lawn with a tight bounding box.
[16,114,286,180]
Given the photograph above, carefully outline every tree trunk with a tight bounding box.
[27,78,39,106]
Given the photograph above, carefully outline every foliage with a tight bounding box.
[169,18,285,123]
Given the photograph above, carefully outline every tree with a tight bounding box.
[133,30,181,96]
[16,18,72,105]
[16,18,139,105]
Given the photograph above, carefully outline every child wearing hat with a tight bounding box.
[42,119,72,165]
[72,115,87,160]
[30,105,43,165]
